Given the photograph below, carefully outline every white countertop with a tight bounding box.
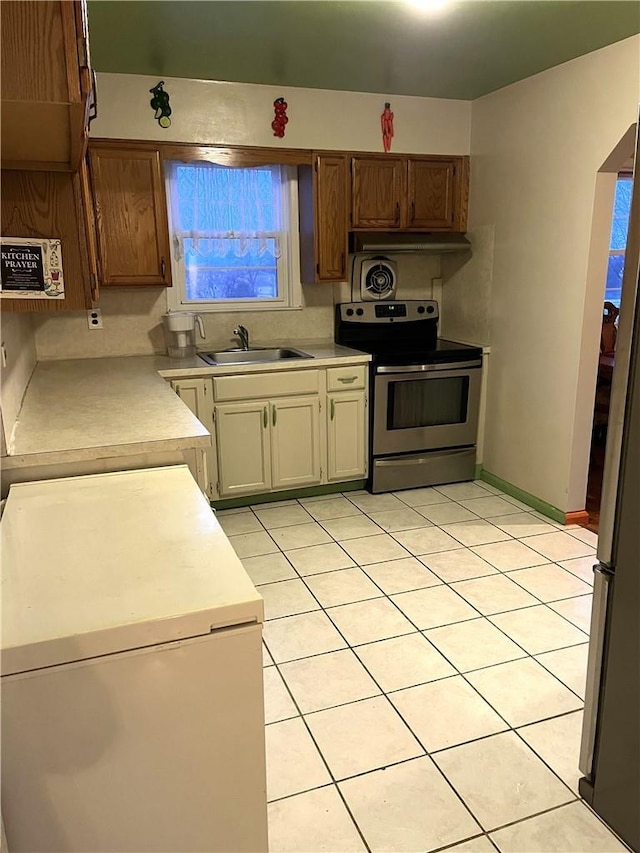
[4,356,211,468]
[0,466,263,674]
[4,342,370,469]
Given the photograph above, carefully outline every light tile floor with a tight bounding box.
[219,480,628,853]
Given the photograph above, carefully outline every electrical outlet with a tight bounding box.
[87,309,103,330]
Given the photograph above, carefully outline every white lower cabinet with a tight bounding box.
[271,396,321,489]
[170,378,217,498]
[215,400,271,497]
[327,390,367,481]
[171,362,368,501]
[216,396,321,498]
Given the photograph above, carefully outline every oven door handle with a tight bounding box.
[376,359,482,374]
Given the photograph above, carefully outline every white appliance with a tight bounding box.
[163,310,206,358]
[1,466,267,853]
[352,254,397,300]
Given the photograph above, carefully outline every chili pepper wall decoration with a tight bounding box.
[272,97,289,138]
[381,102,394,153]
[150,81,172,128]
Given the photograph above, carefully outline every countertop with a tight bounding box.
[4,342,370,469]
[155,340,371,378]
[0,465,263,674]
[4,356,211,468]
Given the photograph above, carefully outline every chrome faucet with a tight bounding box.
[233,325,250,350]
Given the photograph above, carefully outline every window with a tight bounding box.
[166,161,301,311]
[605,174,633,308]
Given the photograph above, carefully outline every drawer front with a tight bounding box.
[214,370,320,402]
[327,365,367,392]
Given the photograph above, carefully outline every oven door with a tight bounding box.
[373,360,482,456]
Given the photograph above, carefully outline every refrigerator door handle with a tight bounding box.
[579,564,613,778]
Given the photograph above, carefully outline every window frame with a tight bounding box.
[605,172,633,308]
[165,161,303,314]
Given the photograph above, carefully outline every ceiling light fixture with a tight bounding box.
[406,0,451,13]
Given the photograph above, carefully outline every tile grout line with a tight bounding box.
[256,488,597,849]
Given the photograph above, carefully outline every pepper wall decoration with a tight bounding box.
[272,97,289,138]
[150,81,172,128]
[381,102,394,153]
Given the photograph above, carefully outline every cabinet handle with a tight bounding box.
[340,252,345,275]
[161,257,167,278]
[88,69,98,124]
[395,202,400,224]
[410,200,415,222]
[263,407,268,428]
[272,406,277,427]
[330,399,335,420]
[337,376,358,383]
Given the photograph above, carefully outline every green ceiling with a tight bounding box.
[87,1,640,100]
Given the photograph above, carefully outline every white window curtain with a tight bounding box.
[166,161,284,262]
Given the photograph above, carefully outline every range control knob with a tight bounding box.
[346,308,354,316]
[427,305,435,314]
[417,305,425,314]
[356,308,364,316]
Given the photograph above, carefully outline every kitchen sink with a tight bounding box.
[199,347,314,366]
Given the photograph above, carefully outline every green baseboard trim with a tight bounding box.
[477,469,565,524]
[211,480,366,511]
[474,463,483,478]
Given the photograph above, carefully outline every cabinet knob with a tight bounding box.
[330,399,335,420]
[272,406,277,427]
[263,407,268,428]
[161,257,167,278]
[395,202,400,224]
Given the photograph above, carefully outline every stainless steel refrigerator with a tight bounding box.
[579,118,640,852]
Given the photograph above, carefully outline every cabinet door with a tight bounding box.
[351,157,404,228]
[407,159,456,229]
[171,378,216,499]
[270,396,321,490]
[327,391,367,482]
[0,1,89,170]
[298,155,348,284]
[89,145,172,287]
[215,401,271,498]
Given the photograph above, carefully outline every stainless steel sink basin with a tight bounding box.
[199,347,314,366]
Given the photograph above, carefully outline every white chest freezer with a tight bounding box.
[1,466,267,853]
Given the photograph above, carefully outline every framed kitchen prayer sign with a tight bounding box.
[0,237,65,300]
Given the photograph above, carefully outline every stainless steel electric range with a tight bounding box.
[335,300,483,493]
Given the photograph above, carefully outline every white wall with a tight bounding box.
[469,35,640,512]
[0,313,37,452]
[90,73,472,154]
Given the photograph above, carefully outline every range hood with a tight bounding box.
[351,232,472,254]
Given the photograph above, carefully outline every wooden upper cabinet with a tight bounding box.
[1,169,93,312]
[299,154,348,283]
[0,1,94,171]
[407,159,456,229]
[351,154,469,232]
[314,156,348,281]
[351,157,404,229]
[88,145,172,287]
